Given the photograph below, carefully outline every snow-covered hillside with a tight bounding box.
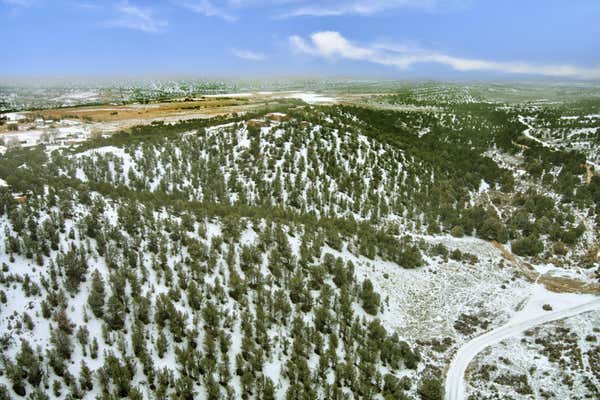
[1,91,599,400]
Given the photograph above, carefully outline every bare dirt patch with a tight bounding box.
[492,241,600,295]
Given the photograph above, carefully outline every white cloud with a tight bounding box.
[284,1,406,17]
[291,31,372,59]
[289,35,315,55]
[231,48,266,61]
[172,1,467,20]
[173,0,237,21]
[282,0,469,17]
[290,31,600,80]
[107,2,167,33]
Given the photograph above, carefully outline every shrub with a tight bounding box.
[512,235,544,256]
[418,378,443,400]
[450,225,464,238]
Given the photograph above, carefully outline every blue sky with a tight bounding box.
[1,0,599,79]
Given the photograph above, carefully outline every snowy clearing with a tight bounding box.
[282,92,338,104]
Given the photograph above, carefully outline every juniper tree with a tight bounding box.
[15,340,43,387]
[360,279,380,316]
[78,360,93,392]
[87,269,105,318]
[105,293,126,331]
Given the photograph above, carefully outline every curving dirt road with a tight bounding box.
[444,297,600,400]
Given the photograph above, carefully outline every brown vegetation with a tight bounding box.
[29,96,272,123]
[492,240,600,295]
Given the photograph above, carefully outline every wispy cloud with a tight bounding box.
[290,31,600,80]
[1,0,35,7]
[74,2,102,10]
[282,0,470,17]
[106,2,167,33]
[231,48,266,61]
[171,1,467,20]
[173,0,237,21]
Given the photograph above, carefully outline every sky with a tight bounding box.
[1,0,599,80]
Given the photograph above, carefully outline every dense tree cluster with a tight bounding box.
[0,185,424,399]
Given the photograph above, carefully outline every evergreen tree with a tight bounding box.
[87,269,106,318]
[360,279,380,315]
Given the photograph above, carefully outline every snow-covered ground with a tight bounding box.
[465,308,600,399]
[281,91,338,104]
[445,284,600,400]
[1,123,91,148]
[532,262,595,281]
[518,113,600,169]
[2,112,26,122]
[518,115,549,148]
